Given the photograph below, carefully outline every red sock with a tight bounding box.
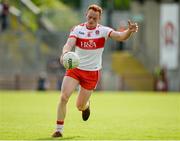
[57,120,64,125]
[56,120,64,133]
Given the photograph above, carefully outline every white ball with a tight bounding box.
[63,52,80,69]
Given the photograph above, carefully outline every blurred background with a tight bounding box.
[0,0,179,92]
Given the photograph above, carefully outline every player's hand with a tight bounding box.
[60,54,64,65]
[59,52,68,65]
[128,20,138,33]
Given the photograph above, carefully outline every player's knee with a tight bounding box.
[60,94,69,103]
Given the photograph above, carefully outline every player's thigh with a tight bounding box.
[61,76,79,100]
[76,86,92,107]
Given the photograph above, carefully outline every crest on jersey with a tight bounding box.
[87,32,91,37]
[95,30,100,35]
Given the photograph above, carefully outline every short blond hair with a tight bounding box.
[87,4,102,16]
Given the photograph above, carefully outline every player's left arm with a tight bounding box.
[110,20,138,41]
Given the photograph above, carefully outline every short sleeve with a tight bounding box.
[102,26,114,40]
[69,26,78,38]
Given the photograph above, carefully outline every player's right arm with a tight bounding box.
[62,37,77,54]
[60,37,77,64]
[60,25,78,64]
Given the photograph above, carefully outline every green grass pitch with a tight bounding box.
[0,91,180,140]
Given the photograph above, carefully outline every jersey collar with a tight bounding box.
[85,23,98,30]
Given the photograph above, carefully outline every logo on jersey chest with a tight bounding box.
[80,40,96,48]
[76,37,105,50]
[79,31,85,35]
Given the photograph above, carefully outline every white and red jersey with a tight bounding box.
[69,23,114,71]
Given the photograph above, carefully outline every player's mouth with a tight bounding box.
[89,22,93,25]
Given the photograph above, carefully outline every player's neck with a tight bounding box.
[86,23,97,30]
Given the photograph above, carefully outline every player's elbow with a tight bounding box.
[112,33,127,42]
[116,36,126,42]
[120,37,128,41]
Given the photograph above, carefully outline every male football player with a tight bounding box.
[52,4,138,137]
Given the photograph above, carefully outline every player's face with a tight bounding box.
[86,9,100,28]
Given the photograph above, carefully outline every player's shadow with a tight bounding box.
[37,135,81,140]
